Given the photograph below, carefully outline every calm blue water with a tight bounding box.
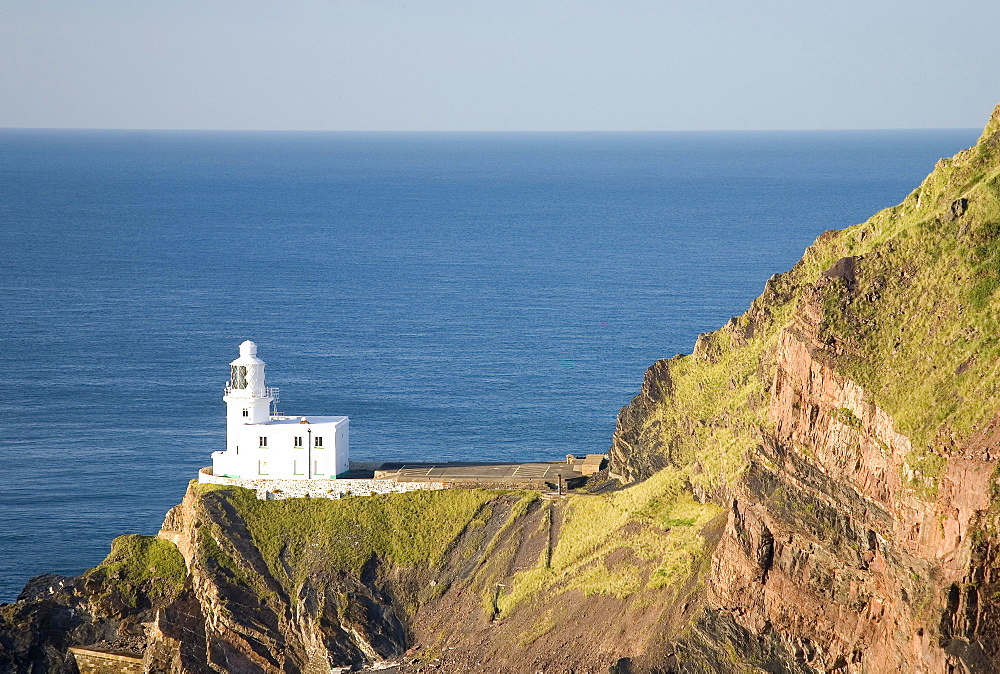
[0,128,978,602]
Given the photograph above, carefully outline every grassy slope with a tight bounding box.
[498,468,722,616]
[821,129,1000,477]
[195,478,721,619]
[626,106,1000,499]
[196,483,498,582]
[85,534,187,608]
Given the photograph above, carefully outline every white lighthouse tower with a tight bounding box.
[223,340,275,453]
[211,341,350,480]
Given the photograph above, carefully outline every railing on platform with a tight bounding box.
[223,385,280,400]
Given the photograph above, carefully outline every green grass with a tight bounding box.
[197,526,264,596]
[88,534,187,607]
[830,408,862,430]
[196,483,498,582]
[196,476,724,626]
[496,468,722,614]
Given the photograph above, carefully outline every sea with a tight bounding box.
[0,127,979,602]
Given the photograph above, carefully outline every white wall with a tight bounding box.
[213,418,349,480]
[225,396,271,452]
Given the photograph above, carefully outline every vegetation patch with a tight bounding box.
[197,526,265,597]
[87,534,187,607]
[195,483,499,582]
[497,469,722,614]
[903,450,949,500]
[830,407,862,430]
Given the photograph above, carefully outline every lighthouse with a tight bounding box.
[211,341,350,480]
[223,340,276,453]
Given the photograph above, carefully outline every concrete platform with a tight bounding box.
[374,461,584,488]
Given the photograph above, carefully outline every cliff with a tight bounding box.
[6,106,1000,673]
[607,102,1000,671]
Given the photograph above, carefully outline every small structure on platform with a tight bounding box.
[68,646,143,674]
[567,453,607,476]
[209,341,349,481]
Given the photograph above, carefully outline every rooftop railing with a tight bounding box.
[224,385,280,401]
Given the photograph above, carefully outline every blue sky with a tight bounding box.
[2,0,998,130]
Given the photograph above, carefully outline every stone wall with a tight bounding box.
[347,460,386,471]
[69,648,143,674]
[198,467,446,500]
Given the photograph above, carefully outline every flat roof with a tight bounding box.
[252,415,348,427]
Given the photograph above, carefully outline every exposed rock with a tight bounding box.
[947,198,970,221]
[609,357,678,483]
[820,256,858,290]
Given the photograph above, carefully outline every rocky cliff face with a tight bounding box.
[6,483,700,673]
[609,103,1000,672]
[6,107,1000,673]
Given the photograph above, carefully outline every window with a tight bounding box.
[293,436,303,447]
[293,460,304,475]
[242,408,249,418]
[231,365,248,389]
[258,460,268,475]
[259,437,267,447]
[314,436,323,447]
[313,460,322,476]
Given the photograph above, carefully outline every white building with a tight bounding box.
[210,341,349,480]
